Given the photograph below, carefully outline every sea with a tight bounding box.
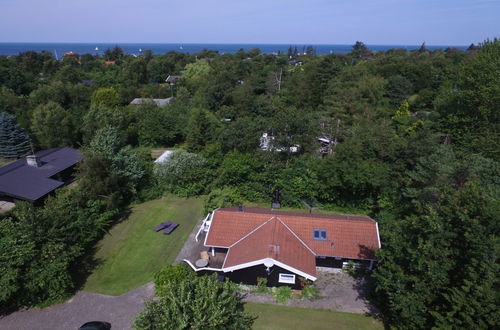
[0,43,468,57]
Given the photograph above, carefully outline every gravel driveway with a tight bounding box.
[0,282,154,330]
[242,270,378,314]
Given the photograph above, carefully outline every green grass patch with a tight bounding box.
[83,195,204,295]
[245,302,383,330]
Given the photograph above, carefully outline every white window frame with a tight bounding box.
[278,273,296,284]
[313,229,327,241]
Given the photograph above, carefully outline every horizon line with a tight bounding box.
[0,41,471,47]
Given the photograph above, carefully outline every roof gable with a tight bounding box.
[223,217,317,279]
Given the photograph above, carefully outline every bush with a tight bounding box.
[343,260,357,276]
[273,286,292,304]
[204,187,243,213]
[299,285,320,300]
[153,150,209,196]
[153,263,195,297]
[255,277,268,293]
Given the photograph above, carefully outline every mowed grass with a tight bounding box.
[83,196,204,295]
[245,303,383,330]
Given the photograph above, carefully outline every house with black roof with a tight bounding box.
[0,147,82,203]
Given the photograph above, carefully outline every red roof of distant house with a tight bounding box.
[64,51,75,56]
[206,207,380,260]
[104,60,116,65]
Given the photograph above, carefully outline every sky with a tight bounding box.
[0,0,499,45]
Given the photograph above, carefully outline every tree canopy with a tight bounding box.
[0,41,498,327]
[134,265,254,330]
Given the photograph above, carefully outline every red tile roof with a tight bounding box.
[223,217,317,278]
[206,207,380,260]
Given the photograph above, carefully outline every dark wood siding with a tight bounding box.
[224,264,303,289]
[316,256,343,268]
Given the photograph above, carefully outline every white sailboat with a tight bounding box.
[179,45,184,50]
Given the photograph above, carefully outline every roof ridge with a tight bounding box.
[222,217,275,268]
[275,216,317,256]
[227,216,275,248]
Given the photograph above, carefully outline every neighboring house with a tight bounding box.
[288,59,303,66]
[259,133,299,153]
[165,75,181,85]
[0,147,82,203]
[129,98,173,107]
[185,207,381,288]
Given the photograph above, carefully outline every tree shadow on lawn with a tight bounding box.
[352,273,391,329]
[71,208,132,292]
[71,245,105,292]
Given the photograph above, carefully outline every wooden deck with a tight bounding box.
[185,231,227,269]
[206,250,226,269]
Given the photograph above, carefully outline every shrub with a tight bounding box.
[204,187,243,213]
[299,285,320,300]
[343,260,357,276]
[255,277,268,293]
[153,150,209,196]
[273,286,292,304]
[153,263,194,297]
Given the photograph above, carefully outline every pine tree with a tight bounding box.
[0,112,31,159]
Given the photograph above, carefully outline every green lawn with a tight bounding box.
[245,303,383,330]
[83,196,204,295]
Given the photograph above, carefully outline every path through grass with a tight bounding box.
[83,196,204,295]
[245,302,383,330]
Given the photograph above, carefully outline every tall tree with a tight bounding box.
[372,147,500,329]
[351,41,370,59]
[0,112,31,159]
[435,39,500,159]
[31,102,73,148]
[186,108,221,152]
[90,87,121,108]
[134,265,254,330]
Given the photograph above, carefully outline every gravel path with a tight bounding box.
[0,282,154,330]
[242,271,378,314]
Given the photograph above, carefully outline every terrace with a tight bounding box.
[182,229,227,270]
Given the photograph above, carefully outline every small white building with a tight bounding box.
[130,98,173,107]
[154,150,175,163]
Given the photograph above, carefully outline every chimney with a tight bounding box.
[26,155,41,167]
[271,188,281,209]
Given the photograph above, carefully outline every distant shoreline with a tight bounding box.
[0,42,468,56]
